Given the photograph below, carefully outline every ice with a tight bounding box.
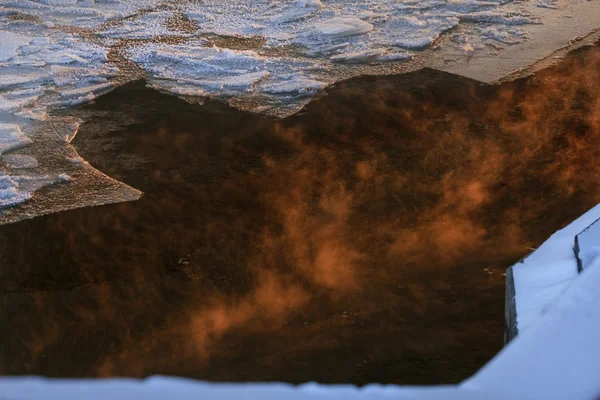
[480,26,528,45]
[382,16,459,49]
[0,71,48,89]
[0,31,31,62]
[38,0,78,6]
[537,0,558,9]
[0,0,593,222]
[99,11,183,39]
[330,49,412,63]
[258,74,329,95]
[456,11,542,26]
[302,17,374,40]
[0,124,32,155]
[57,82,115,100]
[48,117,82,143]
[0,173,67,209]
[51,65,114,87]
[128,43,326,107]
[2,154,38,169]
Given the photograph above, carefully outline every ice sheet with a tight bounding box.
[0,0,597,222]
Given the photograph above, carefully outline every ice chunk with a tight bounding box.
[331,49,412,64]
[0,175,30,208]
[51,65,90,87]
[457,11,543,26]
[0,31,31,62]
[0,71,48,90]
[48,117,82,143]
[259,74,329,95]
[58,82,115,99]
[37,0,78,5]
[296,0,324,8]
[537,0,558,9]
[481,26,528,44]
[304,17,373,40]
[384,16,459,49]
[2,154,38,169]
[0,124,32,155]
[0,173,69,209]
[99,11,181,39]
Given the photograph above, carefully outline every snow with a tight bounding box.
[509,203,600,335]
[465,239,600,400]
[0,377,505,400]
[575,218,600,271]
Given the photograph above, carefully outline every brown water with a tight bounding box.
[0,43,598,385]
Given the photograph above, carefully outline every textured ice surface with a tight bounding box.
[0,0,596,222]
[0,123,32,154]
[0,172,68,208]
[0,31,31,62]
[0,0,565,121]
[2,154,38,169]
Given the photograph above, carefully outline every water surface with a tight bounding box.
[0,43,599,384]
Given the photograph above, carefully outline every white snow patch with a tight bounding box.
[510,203,600,335]
[466,230,600,400]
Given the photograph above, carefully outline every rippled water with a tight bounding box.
[0,43,598,384]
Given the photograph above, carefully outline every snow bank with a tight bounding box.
[0,377,504,400]
[508,204,600,335]
[575,217,600,272]
[465,230,600,400]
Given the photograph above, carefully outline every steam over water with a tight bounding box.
[0,43,598,384]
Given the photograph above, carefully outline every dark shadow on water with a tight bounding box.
[0,43,599,384]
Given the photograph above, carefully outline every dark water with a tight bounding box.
[0,43,599,385]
